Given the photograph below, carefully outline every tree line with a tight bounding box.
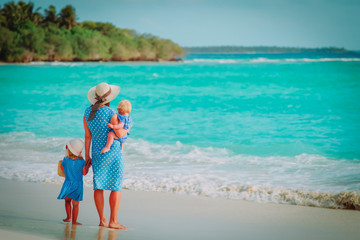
[0,1,182,62]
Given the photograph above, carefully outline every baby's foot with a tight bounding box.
[72,221,82,225]
[63,218,71,222]
[101,147,110,154]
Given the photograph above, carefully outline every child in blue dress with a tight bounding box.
[57,138,91,225]
[101,100,133,153]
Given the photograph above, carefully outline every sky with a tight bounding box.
[3,0,360,50]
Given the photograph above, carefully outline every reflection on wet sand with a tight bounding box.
[64,224,77,240]
[97,226,120,240]
[62,223,121,240]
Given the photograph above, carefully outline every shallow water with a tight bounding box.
[1,52,360,209]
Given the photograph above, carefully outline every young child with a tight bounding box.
[57,138,91,225]
[101,100,133,153]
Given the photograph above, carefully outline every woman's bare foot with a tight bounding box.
[99,217,109,227]
[101,147,110,154]
[72,221,82,225]
[63,218,71,222]
[109,221,128,230]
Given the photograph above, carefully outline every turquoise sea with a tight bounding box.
[1,52,360,209]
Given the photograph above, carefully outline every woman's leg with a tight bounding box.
[94,189,109,227]
[71,200,82,225]
[63,197,72,222]
[109,191,128,229]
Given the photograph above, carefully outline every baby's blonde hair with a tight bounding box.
[118,100,132,114]
[65,148,83,160]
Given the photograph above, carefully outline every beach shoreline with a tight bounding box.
[1,179,359,240]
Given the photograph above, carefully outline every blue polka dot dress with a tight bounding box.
[84,106,124,191]
[57,157,86,201]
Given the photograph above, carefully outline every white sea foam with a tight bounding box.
[184,59,241,64]
[50,62,84,67]
[249,57,280,63]
[1,132,359,209]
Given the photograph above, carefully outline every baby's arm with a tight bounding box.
[108,121,124,130]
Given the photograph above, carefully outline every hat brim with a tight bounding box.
[67,139,84,156]
[87,85,120,105]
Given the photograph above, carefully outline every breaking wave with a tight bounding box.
[1,132,359,210]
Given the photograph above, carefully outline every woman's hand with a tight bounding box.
[85,156,92,165]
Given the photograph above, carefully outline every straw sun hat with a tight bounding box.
[67,138,84,156]
[87,82,120,105]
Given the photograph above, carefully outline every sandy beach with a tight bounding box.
[0,179,359,240]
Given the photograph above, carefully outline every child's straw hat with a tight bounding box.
[67,138,84,156]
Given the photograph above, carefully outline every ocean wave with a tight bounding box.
[50,62,84,67]
[1,132,359,210]
[184,59,242,64]
[123,177,360,210]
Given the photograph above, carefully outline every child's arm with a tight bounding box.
[83,160,91,175]
[109,114,129,138]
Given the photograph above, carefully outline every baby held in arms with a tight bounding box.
[101,100,133,153]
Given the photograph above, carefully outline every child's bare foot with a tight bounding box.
[72,222,82,225]
[101,147,110,154]
[63,218,71,222]
[99,217,109,227]
[109,221,128,230]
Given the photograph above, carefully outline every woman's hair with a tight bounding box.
[65,148,84,160]
[118,100,132,114]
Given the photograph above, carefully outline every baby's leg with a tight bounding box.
[63,197,72,222]
[101,131,118,153]
[71,200,82,225]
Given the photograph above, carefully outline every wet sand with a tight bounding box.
[0,179,359,240]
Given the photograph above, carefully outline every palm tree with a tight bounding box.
[17,1,42,24]
[59,5,76,30]
[1,1,20,29]
[44,5,57,24]
[1,1,42,29]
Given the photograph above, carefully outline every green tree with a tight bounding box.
[43,5,58,25]
[59,5,76,30]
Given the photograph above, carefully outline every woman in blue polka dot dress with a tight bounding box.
[83,83,130,229]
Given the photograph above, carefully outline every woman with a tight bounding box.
[83,82,129,229]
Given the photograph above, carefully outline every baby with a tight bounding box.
[101,100,133,153]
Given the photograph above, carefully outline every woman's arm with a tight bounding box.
[110,114,129,138]
[83,116,92,164]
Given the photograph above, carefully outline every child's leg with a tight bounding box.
[101,131,118,153]
[71,200,82,225]
[63,197,72,222]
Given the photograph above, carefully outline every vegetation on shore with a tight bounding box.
[0,1,182,62]
[184,46,349,54]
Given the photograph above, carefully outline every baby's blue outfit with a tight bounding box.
[112,114,133,144]
[57,157,86,201]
